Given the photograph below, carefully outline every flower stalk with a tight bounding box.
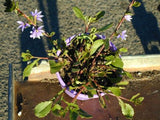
[91,0,135,70]
[110,0,135,40]
[16,8,36,26]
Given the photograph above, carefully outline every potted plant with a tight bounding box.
[5,0,144,119]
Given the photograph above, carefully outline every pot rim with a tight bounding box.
[56,72,106,100]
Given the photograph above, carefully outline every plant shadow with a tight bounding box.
[19,0,60,79]
[130,0,160,54]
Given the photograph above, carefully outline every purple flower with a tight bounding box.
[65,35,76,46]
[30,26,44,39]
[17,21,30,32]
[124,15,132,22]
[96,34,106,39]
[109,41,117,52]
[117,30,127,40]
[31,9,43,22]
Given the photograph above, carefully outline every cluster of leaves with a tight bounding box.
[6,0,143,119]
[34,81,144,119]
[34,89,92,120]
[49,7,126,86]
[4,0,18,12]
[34,5,143,119]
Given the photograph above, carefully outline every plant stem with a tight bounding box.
[85,22,89,33]
[91,44,105,70]
[109,0,135,40]
[33,56,58,60]
[91,80,131,102]
[33,56,48,59]
[66,55,73,62]
[108,93,130,102]
[91,0,135,70]
[71,82,90,103]
[16,8,36,26]
[85,25,88,33]
[90,79,131,102]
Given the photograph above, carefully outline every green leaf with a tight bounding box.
[35,101,52,118]
[73,62,81,66]
[51,89,65,102]
[87,88,96,98]
[49,31,55,37]
[105,61,112,66]
[14,1,19,13]
[49,60,63,74]
[125,12,133,16]
[67,102,80,120]
[104,39,110,49]
[77,34,92,41]
[93,11,105,22]
[4,0,18,12]
[90,89,97,95]
[71,68,80,73]
[52,104,64,117]
[85,86,95,91]
[132,1,141,7]
[28,16,34,23]
[23,59,39,79]
[66,102,79,111]
[118,99,134,119]
[69,110,78,120]
[72,7,85,21]
[75,80,85,85]
[104,95,109,100]
[130,93,144,105]
[52,104,62,111]
[124,71,133,78]
[79,51,90,61]
[97,23,113,32]
[119,48,128,53]
[87,91,93,98]
[130,93,140,101]
[108,87,121,96]
[90,39,104,55]
[78,108,92,118]
[21,51,33,61]
[97,72,106,77]
[97,91,106,108]
[135,97,144,105]
[105,55,114,65]
[112,57,123,68]
[105,55,114,61]
[116,81,129,86]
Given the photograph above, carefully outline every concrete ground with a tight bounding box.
[1,0,160,119]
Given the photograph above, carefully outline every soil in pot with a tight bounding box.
[14,70,160,120]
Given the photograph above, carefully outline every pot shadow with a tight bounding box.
[130,0,160,54]
[20,0,60,80]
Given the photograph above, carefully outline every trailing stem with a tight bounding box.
[32,56,59,60]
[92,80,131,103]
[109,0,135,39]
[16,8,36,26]
[91,0,135,70]
[71,82,90,103]
[108,93,131,102]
